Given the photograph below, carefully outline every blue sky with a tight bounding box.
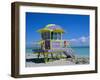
[26,12,90,47]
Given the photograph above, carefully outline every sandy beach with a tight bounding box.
[26,53,89,67]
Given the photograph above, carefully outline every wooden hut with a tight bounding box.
[33,24,75,63]
[37,24,66,50]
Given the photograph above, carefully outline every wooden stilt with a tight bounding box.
[43,52,48,63]
[37,52,40,59]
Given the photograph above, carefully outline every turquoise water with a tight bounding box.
[71,47,89,57]
[26,47,89,57]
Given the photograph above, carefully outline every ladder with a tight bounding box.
[63,44,76,59]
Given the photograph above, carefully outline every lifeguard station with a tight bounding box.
[33,24,75,63]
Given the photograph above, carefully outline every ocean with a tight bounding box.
[71,47,89,57]
[26,46,89,57]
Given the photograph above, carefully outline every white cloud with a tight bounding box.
[79,36,88,43]
[69,39,77,42]
[68,36,89,46]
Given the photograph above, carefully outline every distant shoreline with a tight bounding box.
[26,46,89,49]
[26,47,89,58]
